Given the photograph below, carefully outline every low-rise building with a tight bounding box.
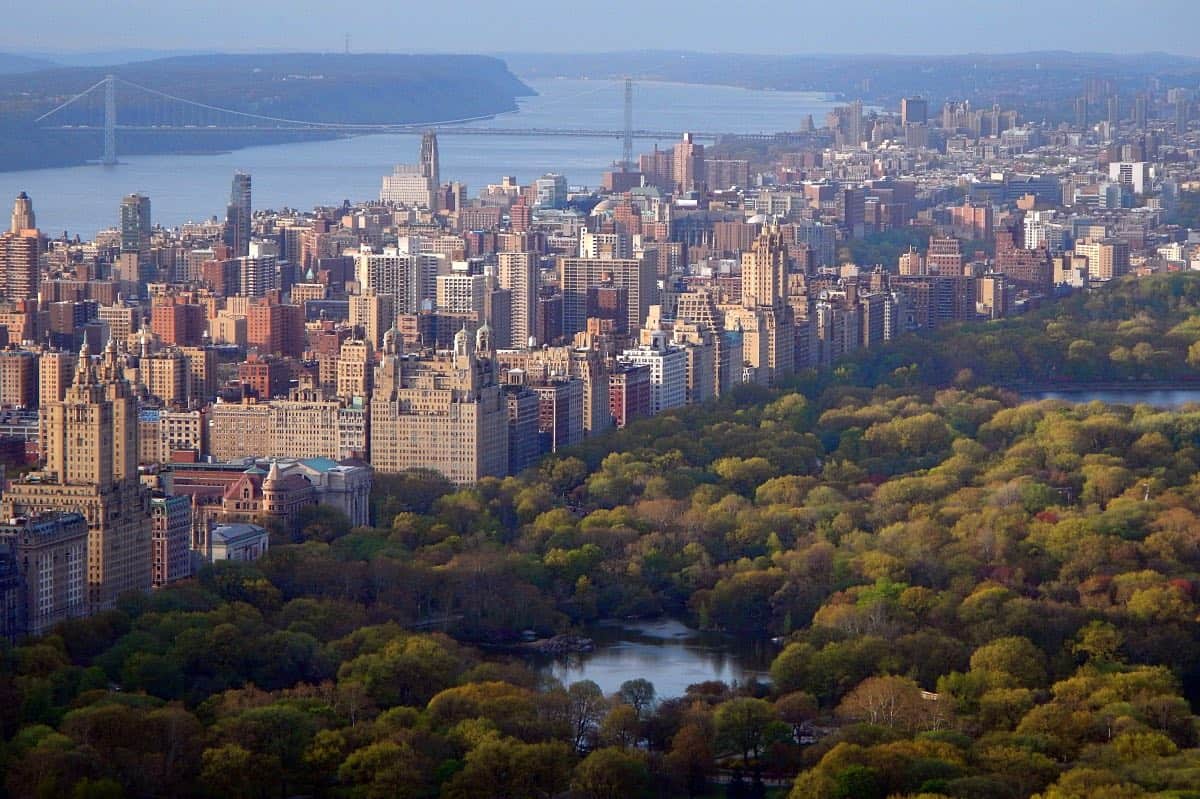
[206,523,270,563]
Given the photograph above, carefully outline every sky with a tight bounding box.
[6,0,1200,58]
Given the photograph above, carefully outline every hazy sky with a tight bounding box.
[7,0,1200,57]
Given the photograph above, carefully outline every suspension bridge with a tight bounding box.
[34,75,724,166]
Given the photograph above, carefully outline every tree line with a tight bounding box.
[2,273,1200,798]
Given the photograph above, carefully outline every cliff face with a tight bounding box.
[0,53,535,171]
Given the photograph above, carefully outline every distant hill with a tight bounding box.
[0,52,58,74]
[0,53,534,171]
[17,49,217,67]
[503,49,1200,121]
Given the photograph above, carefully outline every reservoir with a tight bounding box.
[0,78,841,238]
[1021,388,1200,409]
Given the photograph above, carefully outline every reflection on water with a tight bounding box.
[1022,389,1200,409]
[541,618,773,699]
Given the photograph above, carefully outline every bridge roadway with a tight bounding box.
[43,124,797,142]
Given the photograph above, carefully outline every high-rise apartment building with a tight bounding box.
[39,350,76,405]
[1075,239,1130,281]
[672,133,705,193]
[370,325,508,484]
[336,338,373,401]
[558,251,658,336]
[674,289,739,397]
[10,191,35,234]
[579,231,633,260]
[356,250,445,312]
[0,512,88,636]
[120,194,151,255]
[0,350,37,409]
[151,302,206,347]
[735,227,795,386]
[436,273,487,316]
[498,251,538,347]
[994,229,1052,292]
[1,340,152,612]
[619,330,688,415]
[2,192,39,304]
[238,254,278,298]
[246,302,304,358]
[1,228,40,302]
[349,291,396,350]
[381,164,436,208]
[149,495,191,588]
[225,173,252,257]
[926,236,964,275]
[534,174,569,209]
[901,97,928,126]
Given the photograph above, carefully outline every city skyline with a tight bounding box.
[4,0,1200,58]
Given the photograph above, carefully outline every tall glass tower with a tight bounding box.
[226,172,252,257]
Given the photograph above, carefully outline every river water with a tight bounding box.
[541,618,772,699]
[0,78,840,239]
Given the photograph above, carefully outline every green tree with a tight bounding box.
[714,697,787,766]
[441,738,573,799]
[571,747,651,799]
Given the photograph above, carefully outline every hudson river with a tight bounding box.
[0,78,842,238]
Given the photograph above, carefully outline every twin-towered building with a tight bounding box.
[369,323,509,484]
[1,339,151,614]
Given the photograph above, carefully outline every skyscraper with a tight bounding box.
[1134,93,1149,129]
[672,133,705,193]
[0,227,39,301]
[732,227,795,386]
[1,339,152,612]
[10,191,35,234]
[420,131,440,187]
[901,97,928,126]
[119,194,151,255]
[741,226,789,309]
[226,172,252,257]
[498,251,538,347]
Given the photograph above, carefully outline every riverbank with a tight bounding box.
[0,52,532,172]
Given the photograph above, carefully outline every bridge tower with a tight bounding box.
[102,75,117,166]
[622,77,633,172]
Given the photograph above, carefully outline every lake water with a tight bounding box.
[1022,388,1200,408]
[0,78,840,239]
[542,618,772,699]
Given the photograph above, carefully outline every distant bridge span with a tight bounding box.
[33,75,760,164]
[52,123,722,140]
